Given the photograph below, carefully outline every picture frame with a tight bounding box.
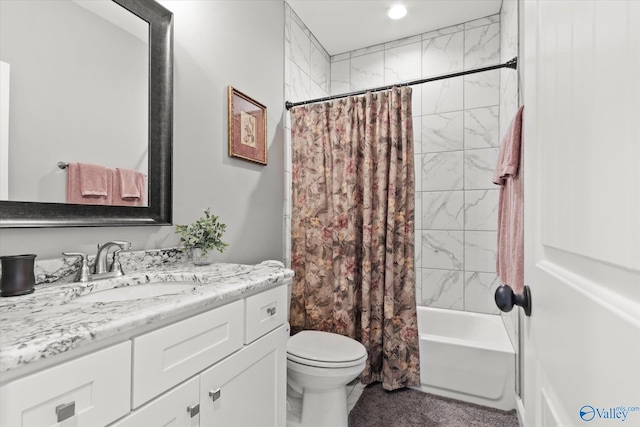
[228,86,267,165]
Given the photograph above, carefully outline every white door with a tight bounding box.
[522,1,640,426]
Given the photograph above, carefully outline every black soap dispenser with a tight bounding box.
[0,254,37,297]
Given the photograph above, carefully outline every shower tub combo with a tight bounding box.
[413,306,516,411]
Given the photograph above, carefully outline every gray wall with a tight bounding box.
[0,1,285,265]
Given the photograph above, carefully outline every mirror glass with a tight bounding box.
[0,0,173,227]
[1,0,149,206]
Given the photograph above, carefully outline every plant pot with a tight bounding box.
[192,248,214,266]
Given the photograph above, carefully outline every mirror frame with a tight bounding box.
[0,0,173,228]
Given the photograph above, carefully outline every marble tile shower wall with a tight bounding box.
[284,7,505,315]
[283,4,331,267]
[331,15,502,315]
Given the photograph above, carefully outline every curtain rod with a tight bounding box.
[285,57,517,110]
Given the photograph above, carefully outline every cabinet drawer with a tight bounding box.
[245,285,288,344]
[110,376,200,427]
[132,299,244,408]
[0,342,131,427]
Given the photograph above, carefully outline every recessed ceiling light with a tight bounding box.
[388,4,407,20]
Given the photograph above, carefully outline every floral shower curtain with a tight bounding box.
[289,86,420,391]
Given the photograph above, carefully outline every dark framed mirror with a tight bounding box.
[0,0,172,228]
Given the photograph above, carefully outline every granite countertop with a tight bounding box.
[0,261,294,376]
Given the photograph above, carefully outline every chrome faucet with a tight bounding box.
[62,240,131,282]
[94,241,131,275]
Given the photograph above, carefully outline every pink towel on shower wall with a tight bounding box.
[113,168,146,206]
[493,106,524,294]
[66,162,113,205]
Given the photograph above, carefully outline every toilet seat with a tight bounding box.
[287,330,367,368]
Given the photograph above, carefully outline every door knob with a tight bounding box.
[494,284,532,316]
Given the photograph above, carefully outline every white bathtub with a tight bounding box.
[412,306,516,411]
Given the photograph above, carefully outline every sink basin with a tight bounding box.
[73,281,198,302]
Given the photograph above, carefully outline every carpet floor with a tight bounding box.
[348,383,519,427]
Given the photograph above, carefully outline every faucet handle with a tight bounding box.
[109,249,125,275]
[62,252,91,283]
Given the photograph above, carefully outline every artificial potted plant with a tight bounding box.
[175,208,229,265]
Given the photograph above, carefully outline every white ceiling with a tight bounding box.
[286,0,503,56]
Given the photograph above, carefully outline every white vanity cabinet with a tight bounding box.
[114,282,289,427]
[0,281,290,427]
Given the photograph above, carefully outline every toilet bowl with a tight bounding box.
[286,330,367,427]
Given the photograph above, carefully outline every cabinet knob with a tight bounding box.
[55,401,75,422]
[187,403,200,417]
[209,388,221,401]
[267,307,276,316]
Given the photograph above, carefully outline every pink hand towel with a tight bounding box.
[493,106,524,294]
[116,168,142,199]
[66,163,113,205]
[78,162,109,197]
[113,168,146,206]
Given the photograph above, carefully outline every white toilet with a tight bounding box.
[286,330,367,427]
[279,276,367,427]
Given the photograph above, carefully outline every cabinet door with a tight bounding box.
[200,324,288,427]
[110,376,200,427]
[0,342,131,427]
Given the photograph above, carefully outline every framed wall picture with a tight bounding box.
[228,86,267,165]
